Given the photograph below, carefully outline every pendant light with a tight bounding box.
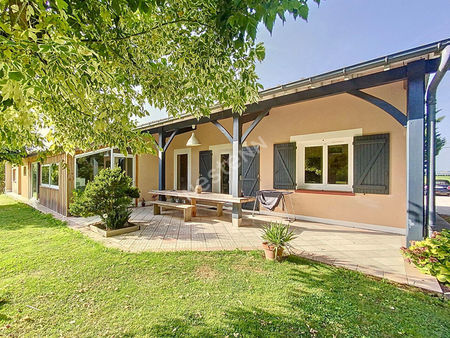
[186,132,201,147]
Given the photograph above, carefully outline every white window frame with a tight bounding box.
[74,147,112,189]
[209,144,233,194]
[113,153,136,187]
[291,129,362,192]
[29,162,39,200]
[41,163,59,190]
[173,148,191,190]
[74,147,136,189]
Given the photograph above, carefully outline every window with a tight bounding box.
[114,157,133,179]
[75,149,134,190]
[304,146,323,184]
[50,163,59,187]
[12,168,16,183]
[327,144,348,184]
[23,166,27,176]
[291,129,361,192]
[301,142,351,191]
[75,150,111,190]
[41,164,59,189]
[41,165,50,185]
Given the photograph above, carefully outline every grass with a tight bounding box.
[0,195,449,337]
[437,175,450,182]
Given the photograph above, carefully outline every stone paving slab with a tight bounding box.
[8,193,443,294]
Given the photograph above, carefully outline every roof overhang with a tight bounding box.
[139,38,449,135]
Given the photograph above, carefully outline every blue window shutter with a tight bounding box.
[273,143,296,190]
[353,134,390,194]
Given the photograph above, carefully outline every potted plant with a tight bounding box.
[141,198,146,207]
[70,168,141,237]
[261,222,297,261]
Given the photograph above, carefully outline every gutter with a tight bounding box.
[259,39,449,96]
[138,38,449,132]
[426,45,450,235]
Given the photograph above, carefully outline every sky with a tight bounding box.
[143,0,450,171]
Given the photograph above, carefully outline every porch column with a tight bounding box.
[406,59,426,246]
[232,114,243,227]
[158,130,166,201]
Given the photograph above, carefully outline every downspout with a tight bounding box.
[426,45,450,235]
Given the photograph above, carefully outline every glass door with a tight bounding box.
[220,154,230,194]
[176,154,188,190]
[31,163,39,199]
[113,156,134,183]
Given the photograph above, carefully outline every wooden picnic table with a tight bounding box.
[149,190,255,226]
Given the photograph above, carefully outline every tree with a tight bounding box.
[0,0,319,159]
[69,167,140,229]
[436,114,446,155]
[0,161,5,193]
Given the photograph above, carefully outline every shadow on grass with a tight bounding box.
[146,255,448,337]
[0,202,64,231]
[0,299,11,322]
[146,315,210,337]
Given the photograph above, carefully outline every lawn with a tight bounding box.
[437,175,450,182]
[0,195,449,337]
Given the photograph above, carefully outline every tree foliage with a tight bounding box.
[0,0,319,158]
[0,160,5,193]
[69,167,140,229]
[436,114,446,155]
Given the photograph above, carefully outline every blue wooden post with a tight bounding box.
[406,60,426,246]
[232,114,243,227]
[158,130,166,201]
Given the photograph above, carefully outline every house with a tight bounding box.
[4,38,450,245]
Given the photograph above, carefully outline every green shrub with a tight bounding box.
[401,230,450,285]
[69,168,140,230]
[262,222,297,251]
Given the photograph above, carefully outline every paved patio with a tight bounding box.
[7,193,441,294]
[437,195,450,216]
[50,203,439,294]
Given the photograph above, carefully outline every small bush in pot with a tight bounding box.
[70,168,140,230]
[401,230,450,285]
[261,222,297,261]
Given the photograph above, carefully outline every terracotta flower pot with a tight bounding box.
[262,242,283,261]
[277,247,284,258]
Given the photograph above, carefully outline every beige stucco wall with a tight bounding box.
[20,161,30,199]
[4,162,12,192]
[11,166,19,194]
[137,81,408,230]
[247,82,407,229]
[137,152,160,202]
[8,159,32,198]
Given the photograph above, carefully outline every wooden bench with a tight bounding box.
[152,201,194,221]
[193,200,225,217]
